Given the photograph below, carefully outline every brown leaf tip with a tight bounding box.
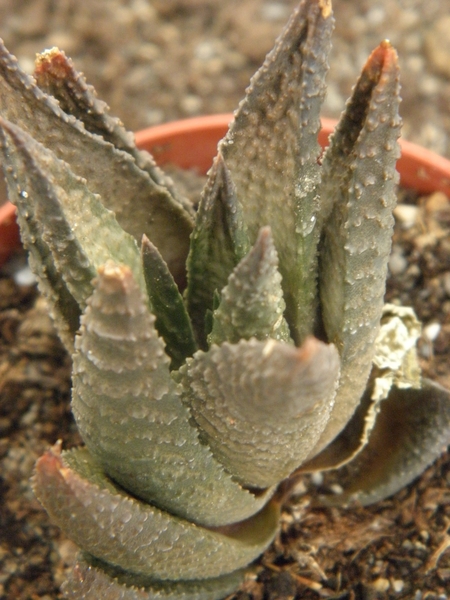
[318,0,332,19]
[295,335,325,362]
[95,261,133,294]
[34,47,70,79]
[34,440,64,482]
[365,40,399,83]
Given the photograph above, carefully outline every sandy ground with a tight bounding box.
[0,0,449,155]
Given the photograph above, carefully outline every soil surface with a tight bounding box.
[1,1,450,600]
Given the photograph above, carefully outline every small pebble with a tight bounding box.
[310,472,324,486]
[389,247,408,276]
[394,204,419,229]
[330,483,344,495]
[14,264,36,286]
[423,322,441,341]
[392,579,405,593]
[371,577,390,593]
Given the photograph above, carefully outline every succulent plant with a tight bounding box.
[0,0,449,598]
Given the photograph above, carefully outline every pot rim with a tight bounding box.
[1,114,450,267]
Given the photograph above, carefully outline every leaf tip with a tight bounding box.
[318,0,332,19]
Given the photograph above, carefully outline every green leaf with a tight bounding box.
[208,227,291,346]
[0,118,145,349]
[178,336,340,488]
[33,47,190,212]
[218,0,334,344]
[0,39,193,281]
[33,443,280,580]
[72,263,275,527]
[185,152,250,345]
[141,235,197,369]
[63,554,246,600]
[311,41,402,457]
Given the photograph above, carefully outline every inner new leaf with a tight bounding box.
[208,227,291,346]
[185,153,250,346]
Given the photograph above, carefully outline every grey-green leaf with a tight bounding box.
[0,118,145,350]
[0,39,193,281]
[62,554,246,600]
[72,263,275,527]
[33,47,190,212]
[33,443,280,581]
[178,336,340,488]
[141,235,197,369]
[311,41,401,457]
[208,227,291,346]
[219,0,334,344]
[185,152,250,346]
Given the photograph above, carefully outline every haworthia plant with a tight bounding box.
[0,1,449,599]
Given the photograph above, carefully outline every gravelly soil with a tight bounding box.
[0,0,450,155]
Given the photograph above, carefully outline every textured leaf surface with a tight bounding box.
[62,554,246,600]
[0,119,144,349]
[186,153,250,345]
[178,336,340,488]
[72,263,274,527]
[208,227,291,346]
[0,39,193,281]
[310,41,401,456]
[317,380,450,506]
[141,235,197,369]
[219,0,333,344]
[33,47,190,211]
[33,444,280,580]
[301,304,423,473]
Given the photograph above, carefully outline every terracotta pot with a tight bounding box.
[1,114,450,267]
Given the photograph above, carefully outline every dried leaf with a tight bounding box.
[317,380,450,506]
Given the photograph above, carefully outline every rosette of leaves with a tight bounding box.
[0,0,449,598]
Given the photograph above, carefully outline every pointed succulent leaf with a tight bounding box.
[317,380,450,507]
[178,336,340,488]
[33,47,190,212]
[0,126,80,347]
[141,235,197,369]
[219,0,333,344]
[310,41,402,456]
[208,227,292,346]
[0,39,193,281]
[301,304,423,473]
[296,371,388,480]
[0,118,145,349]
[33,443,280,580]
[185,152,250,345]
[63,554,247,600]
[72,263,274,527]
